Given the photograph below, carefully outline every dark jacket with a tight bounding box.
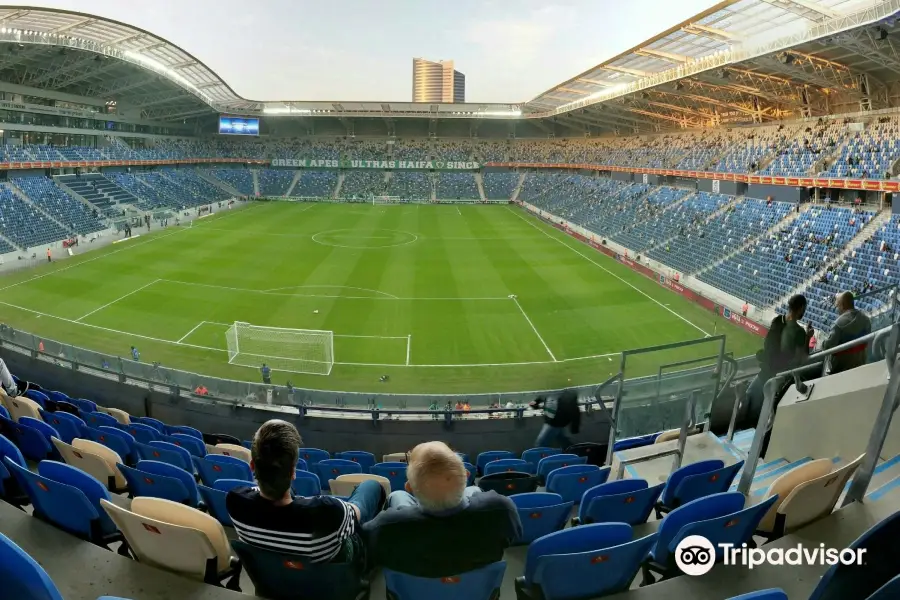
[532,391,581,434]
[822,309,871,373]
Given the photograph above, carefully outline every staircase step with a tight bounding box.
[731,457,813,494]
[859,454,900,500]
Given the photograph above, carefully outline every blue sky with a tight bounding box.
[12,0,715,102]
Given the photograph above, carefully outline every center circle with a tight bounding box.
[311,228,418,249]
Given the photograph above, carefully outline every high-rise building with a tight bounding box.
[412,58,465,103]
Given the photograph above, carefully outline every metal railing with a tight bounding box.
[735,323,899,495]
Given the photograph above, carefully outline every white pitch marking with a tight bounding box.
[512,297,557,362]
[456,206,462,216]
[262,285,399,299]
[75,279,161,322]
[510,207,711,337]
[406,334,412,366]
[177,321,208,343]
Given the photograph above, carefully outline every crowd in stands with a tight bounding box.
[388,171,432,199]
[436,172,479,199]
[293,171,337,198]
[340,171,387,199]
[257,169,295,197]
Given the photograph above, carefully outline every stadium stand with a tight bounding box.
[257,169,295,197]
[340,170,387,199]
[12,176,105,236]
[209,169,254,196]
[0,184,70,248]
[61,174,138,217]
[482,172,520,199]
[293,171,337,198]
[436,172,479,199]
[388,171,432,199]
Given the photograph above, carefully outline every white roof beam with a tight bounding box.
[635,48,690,63]
[601,65,650,77]
[52,17,95,34]
[682,23,739,41]
[760,0,841,20]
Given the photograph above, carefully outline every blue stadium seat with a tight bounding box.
[642,492,777,583]
[335,451,376,472]
[14,459,124,551]
[314,459,362,489]
[463,462,476,486]
[613,434,659,451]
[197,454,253,486]
[484,459,532,476]
[96,426,137,464]
[199,478,253,527]
[0,433,28,506]
[0,530,64,600]
[292,470,321,497]
[38,409,86,444]
[134,441,193,473]
[81,411,119,429]
[727,591,788,600]
[516,523,657,600]
[232,538,370,600]
[11,417,58,461]
[476,451,516,476]
[546,464,611,504]
[296,458,308,471]
[167,425,203,440]
[170,433,207,459]
[117,462,192,505]
[86,427,133,465]
[510,492,573,545]
[384,561,506,600]
[69,398,97,414]
[371,462,408,493]
[136,459,199,507]
[536,454,586,485]
[521,448,562,469]
[23,389,48,408]
[298,448,330,465]
[868,574,900,600]
[131,416,166,434]
[576,479,665,526]
[123,422,160,444]
[656,459,743,516]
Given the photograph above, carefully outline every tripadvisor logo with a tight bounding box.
[674,536,866,576]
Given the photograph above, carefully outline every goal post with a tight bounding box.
[373,195,402,205]
[225,321,334,376]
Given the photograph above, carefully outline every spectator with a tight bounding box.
[194,384,209,396]
[0,357,18,397]
[227,420,384,570]
[130,346,140,362]
[531,390,580,449]
[260,363,271,385]
[742,301,749,317]
[429,399,439,420]
[822,292,872,374]
[364,441,522,577]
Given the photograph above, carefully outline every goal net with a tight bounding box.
[373,195,402,205]
[225,322,334,376]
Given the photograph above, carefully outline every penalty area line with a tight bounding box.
[177,321,208,344]
[75,279,161,323]
[509,207,711,337]
[512,297,557,362]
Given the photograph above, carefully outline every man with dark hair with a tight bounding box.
[822,291,871,374]
[226,420,384,569]
[531,390,580,449]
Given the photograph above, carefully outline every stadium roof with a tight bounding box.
[0,2,897,129]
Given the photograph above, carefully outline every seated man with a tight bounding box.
[364,441,522,577]
[226,419,384,570]
[822,291,871,374]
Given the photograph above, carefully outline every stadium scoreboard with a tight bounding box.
[219,116,259,136]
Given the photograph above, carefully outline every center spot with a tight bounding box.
[311,229,418,249]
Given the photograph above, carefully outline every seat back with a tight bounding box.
[660,459,725,507]
[233,538,369,600]
[95,426,136,460]
[69,398,98,414]
[145,441,193,472]
[727,590,788,600]
[371,462,408,493]
[674,495,779,565]
[314,459,362,487]
[170,433,207,458]
[101,498,224,579]
[329,473,391,497]
[82,410,119,429]
[198,455,253,486]
[210,443,251,463]
[867,573,900,600]
[510,492,573,544]
[476,450,516,475]
[124,422,161,444]
[296,458,308,472]
[777,455,864,534]
[292,470,321,497]
[39,460,115,536]
[138,460,199,507]
[335,451,375,472]
[102,407,131,425]
[484,458,531,476]
[39,409,86,444]
[671,460,744,507]
[7,395,42,422]
[198,485,232,526]
[15,417,58,460]
[132,416,166,433]
[546,465,610,504]
[652,491,745,564]
[382,452,406,463]
[0,432,26,469]
[463,462,476,486]
[580,480,664,525]
[757,458,835,533]
[6,457,100,540]
[478,472,538,496]
[297,447,330,465]
[522,447,562,468]
[23,389,49,409]
[118,463,190,505]
[537,454,586,482]
[53,438,122,491]
[384,561,506,600]
[525,522,633,583]
[168,425,202,440]
[533,533,658,599]
[0,531,64,600]
[809,510,900,600]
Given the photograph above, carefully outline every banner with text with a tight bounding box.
[271,158,480,170]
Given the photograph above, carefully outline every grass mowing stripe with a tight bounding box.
[76,279,162,322]
[509,205,712,337]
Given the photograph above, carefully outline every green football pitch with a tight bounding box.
[0,201,762,393]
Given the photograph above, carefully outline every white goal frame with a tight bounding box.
[225,321,335,376]
[373,195,402,205]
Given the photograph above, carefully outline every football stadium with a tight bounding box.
[2,1,900,599]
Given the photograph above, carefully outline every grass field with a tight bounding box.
[0,201,762,393]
